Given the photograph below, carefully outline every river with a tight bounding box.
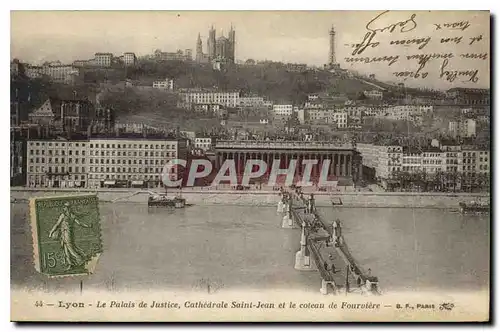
[10,203,489,294]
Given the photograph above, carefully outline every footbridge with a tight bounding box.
[278,190,380,295]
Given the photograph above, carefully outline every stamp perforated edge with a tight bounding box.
[28,193,103,278]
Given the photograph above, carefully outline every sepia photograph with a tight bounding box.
[9,10,490,322]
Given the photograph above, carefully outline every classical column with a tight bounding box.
[297,153,301,176]
[267,152,272,176]
[235,152,240,175]
[330,153,335,176]
[335,153,340,176]
[348,154,353,177]
[311,154,317,180]
[342,153,347,176]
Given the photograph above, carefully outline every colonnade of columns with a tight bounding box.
[215,150,361,179]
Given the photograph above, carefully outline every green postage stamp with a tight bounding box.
[29,194,103,277]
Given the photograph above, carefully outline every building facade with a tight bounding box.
[239,96,265,108]
[26,139,89,188]
[94,53,113,67]
[26,137,188,188]
[214,140,362,184]
[87,138,187,188]
[178,90,240,108]
[272,104,293,117]
[194,137,213,151]
[203,25,235,63]
[363,90,383,100]
[152,78,174,90]
[123,52,137,66]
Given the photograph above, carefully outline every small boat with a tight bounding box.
[331,197,343,206]
[148,194,186,208]
[148,187,186,208]
[459,201,490,214]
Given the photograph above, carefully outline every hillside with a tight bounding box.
[13,61,422,129]
[125,60,393,104]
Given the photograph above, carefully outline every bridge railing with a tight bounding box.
[308,242,333,282]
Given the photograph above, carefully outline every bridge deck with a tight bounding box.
[292,202,350,288]
[290,193,379,293]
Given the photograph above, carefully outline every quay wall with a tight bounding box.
[10,188,489,209]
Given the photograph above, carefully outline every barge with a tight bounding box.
[148,194,186,208]
[459,201,490,214]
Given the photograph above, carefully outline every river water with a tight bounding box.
[11,203,489,294]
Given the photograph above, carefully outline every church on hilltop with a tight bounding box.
[196,25,236,66]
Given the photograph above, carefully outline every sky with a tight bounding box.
[11,10,490,90]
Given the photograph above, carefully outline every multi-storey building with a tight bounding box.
[239,96,265,108]
[73,60,90,67]
[25,65,43,79]
[11,129,26,186]
[462,119,477,138]
[26,139,89,188]
[272,104,293,117]
[442,144,461,173]
[401,147,422,173]
[421,148,444,174]
[154,49,192,62]
[123,52,137,66]
[194,137,213,151]
[43,64,79,83]
[193,103,222,115]
[306,109,348,128]
[25,137,188,189]
[449,119,477,138]
[461,147,478,176]
[448,121,460,137]
[87,137,188,188]
[23,63,79,83]
[358,140,489,191]
[304,101,324,109]
[152,78,174,90]
[445,88,490,106]
[285,63,307,72]
[356,143,380,170]
[94,53,113,67]
[363,90,383,100]
[178,90,240,109]
[477,149,490,174]
[377,145,402,179]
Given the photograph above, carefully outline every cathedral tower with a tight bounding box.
[229,24,236,62]
[196,33,203,62]
[208,25,216,60]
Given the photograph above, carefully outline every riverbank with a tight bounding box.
[10,187,490,209]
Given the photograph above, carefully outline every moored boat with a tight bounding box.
[148,188,186,208]
[459,201,490,214]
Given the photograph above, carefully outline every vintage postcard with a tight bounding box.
[10,10,490,322]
